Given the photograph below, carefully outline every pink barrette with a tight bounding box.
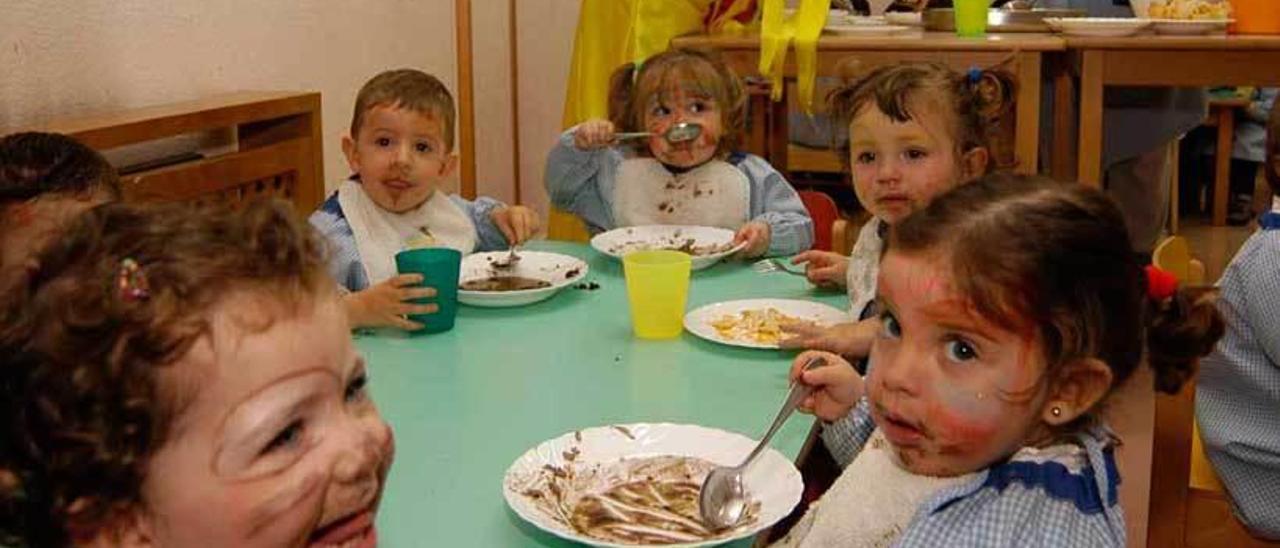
[117,258,150,302]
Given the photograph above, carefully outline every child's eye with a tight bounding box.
[375,137,392,147]
[879,312,901,339]
[905,148,928,160]
[855,151,876,165]
[415,142,431,153]
[944,338,979,363]
[345,372,369,403]
[652,105,671,117]
[261,420,304,455]
[690,101,706,113]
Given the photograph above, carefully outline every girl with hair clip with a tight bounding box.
[0,200,393,547]
[774,174,1224,547]
[780,61,1015,365]
[544,48,813,258]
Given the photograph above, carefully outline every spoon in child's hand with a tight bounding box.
[698,356,826,530]
[614,122,703,144]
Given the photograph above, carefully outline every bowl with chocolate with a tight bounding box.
[503,423,802,547]
[458,251,589,307]
[590,226,745,271]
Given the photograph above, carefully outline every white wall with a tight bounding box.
[470,0,579,216]
[0,0,458,197]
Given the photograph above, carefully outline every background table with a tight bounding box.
[365,241,849,546]
[672,32,1065,177]
[1060,35,1280,224]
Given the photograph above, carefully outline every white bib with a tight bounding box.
[773,429,976,548]
[337,179,477,286]
[612,158,750,230]
[845,218,885,318]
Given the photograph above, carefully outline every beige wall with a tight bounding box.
[471,0,579,217]
[0,0,458,197]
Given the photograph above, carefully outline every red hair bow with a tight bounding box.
[1145,265,1178,301]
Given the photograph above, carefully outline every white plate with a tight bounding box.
[1045,17,1152,37]
[502,423,803,548]
[824,23,914,35]
[1146,18,1230,35]
[883,11,924,26]
[684,298,851,349]
[458,251,588,308]
[590,225,744,271]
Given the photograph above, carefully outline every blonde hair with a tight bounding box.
[607,48,746,158]
[350,69,455,151]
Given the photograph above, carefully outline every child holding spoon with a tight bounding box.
[545,48,813,258]
[775,175,1224,547]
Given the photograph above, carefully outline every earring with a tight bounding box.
[1051,406,1062,418]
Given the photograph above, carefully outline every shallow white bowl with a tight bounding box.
[457,251,588,308]
[502,423,803,547]
[684,298,852,350]
[590,225,743,271]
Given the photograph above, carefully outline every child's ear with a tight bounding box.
[341,135,360,174]
[961,147,990,181]
[1041,358,1113,426]
[439,153,458,178]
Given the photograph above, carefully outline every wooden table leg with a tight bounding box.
[1212,105,1234,226]
[1014,52,1042,175]
[1051,54,1076,182]
[1077,51,1105,189]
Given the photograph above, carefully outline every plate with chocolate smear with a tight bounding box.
[458,251,589,307]
[591,225,745,271]
[503,423,802,547]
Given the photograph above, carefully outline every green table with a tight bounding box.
[363,240,849,546]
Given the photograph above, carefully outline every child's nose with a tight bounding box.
[875,158,902,183]
[331,419,386,484]
[879,345,924,396]
[392,144,413,169]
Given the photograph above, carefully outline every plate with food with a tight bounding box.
[1146,18,1230,34]
[824,23,914,35]
[502,423,802,547]
[1044,17,1152,36]
[591,225,744,271]
[883,11,924,26]
[457,251,588,308]
[1145,0,1232,20]
[684,298,850,349]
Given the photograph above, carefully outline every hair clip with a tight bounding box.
[1144,265,1178,302]
[967,67,983,85]
[117,258,150,302]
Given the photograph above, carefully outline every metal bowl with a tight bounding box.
[924,7,1086,32]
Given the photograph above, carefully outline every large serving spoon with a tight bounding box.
[615,122,703,144]
[698,356,826,530]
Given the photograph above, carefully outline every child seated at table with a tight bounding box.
[0,131,120,283]
[781,62,1013,361]
[311,69,540,331]
[544,48,812,258]
[775,174,1225,547]
[0,200,394,547]
[1196,99,1280,539]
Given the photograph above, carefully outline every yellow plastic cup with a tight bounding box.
[954,0,990,37]
[623,250,692,339]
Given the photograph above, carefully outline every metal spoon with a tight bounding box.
[492,245,521,269]
[698,356,826,530]
[615,122,703,144]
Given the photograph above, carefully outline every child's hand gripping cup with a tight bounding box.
[394,247,461,334]
[623,250,692,339]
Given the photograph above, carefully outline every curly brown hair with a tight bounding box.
[0,132,121,205]
[0,199,330,547]
[607,48,747,159]
[890,174,1225,429]
[827,61,1016,172]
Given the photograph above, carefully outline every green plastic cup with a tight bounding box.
[623,250,692,339]
[954,0,990,38]
[394,247,461,334]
